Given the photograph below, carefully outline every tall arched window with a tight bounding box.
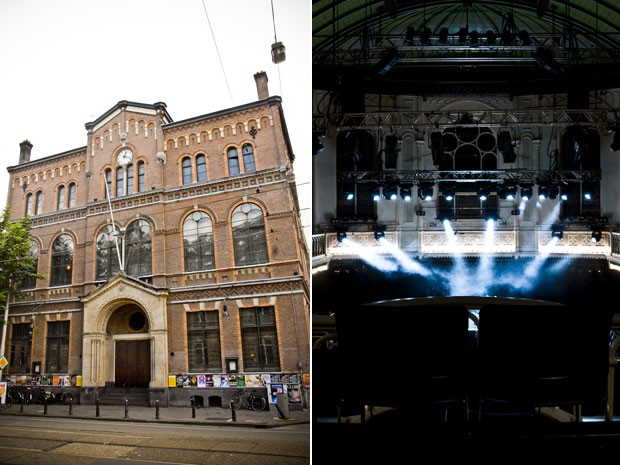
[116,167,124,196]
[126,164,134,194]
[125,219,152,277]
[231,203,268,266]
[57,185,66,210]
[183,211,215,272]
[68,183,76,208]
[19,240,39,290]
[196,154,207,182]
[137,161,145,192]
[104,169,112,198]
[96,225,121,280]
[34,191,43,215]
[227,147,240,176]
[24,193,33,217]
[182,157,193,184]
[242,144,256,172]
[50,234,74,286]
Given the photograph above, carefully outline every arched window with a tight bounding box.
[242,144,256,173]
[137,161,145,192]
[196,154,207,182]
[57,185,66,210]
[19,240,39,290]
[231,203,268,266]
[125,219,152,277]
[104,169,112,198]
[68,183,76,208]
[182,157,193,184]
[227,147,240,176]
[50,234,73,286]
[183,211,215,272]
[116,167,124,196]
[24,193,33,217]
[95,225,121,280]
[34,191,43,215]
[126,164,134,194]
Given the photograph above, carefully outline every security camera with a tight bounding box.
[156,152,166,164]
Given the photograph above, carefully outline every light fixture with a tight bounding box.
[538,184,549,200]
[400,184,412,201]
[583,181,595,200]
[438,208,453,222]
[441,183,456,201]
[477,183,491,201]
[373,225,386,241]
[418,182,434,201]
[547,184,559,200]
[497,183,517,201]
[551,224,564,240]
[371,186,381,202]
[429,131,445,166]
[382,185,398,200]
[344,189,354,201]
[520,184,533,201]
[591,228,603,243]
[336,231,347,243]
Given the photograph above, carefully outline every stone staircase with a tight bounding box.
[99,387,150,407]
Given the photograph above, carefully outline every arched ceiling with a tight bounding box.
[313,1,620,97]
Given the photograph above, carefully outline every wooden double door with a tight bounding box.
[115,340,150,388]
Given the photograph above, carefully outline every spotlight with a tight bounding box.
[551,224,564,240]
[441,183,456,201]
[484,209,499,222]
[560,190,568,201]
[371,186,381,202]
[382,185,398,200]
[591,229,602,243]
[400,185,412,201]
[477,183,490,201]
[418,182,434,201]
[538,184,549,200]
[520,184,533,201]
[336,231,347,243]
[583,181,595,201]
[547,184,559,200]
[374,225,386,241]
[438,209,454,222]
[313,130,325,156]
[497,183,517,201]
[344,189,355,201]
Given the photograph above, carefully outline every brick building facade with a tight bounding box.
[3,72,310,408]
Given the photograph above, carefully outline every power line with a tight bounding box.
[200,0,234,106]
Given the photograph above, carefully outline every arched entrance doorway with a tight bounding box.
[107,304,150,388]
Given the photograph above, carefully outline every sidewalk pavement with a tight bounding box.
[0,401,310,428]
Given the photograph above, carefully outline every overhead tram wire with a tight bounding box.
[201,0,234,106]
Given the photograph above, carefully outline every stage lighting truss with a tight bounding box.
[418,182,434,201]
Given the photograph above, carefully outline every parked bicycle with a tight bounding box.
[230,390,267,411]
[37,387,73,404]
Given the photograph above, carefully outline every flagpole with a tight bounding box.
[103,173,124,273]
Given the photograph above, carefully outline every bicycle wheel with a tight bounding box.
[250,396,266,411]
[230,396,242,410]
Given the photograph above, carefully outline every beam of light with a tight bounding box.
[473,219,496,293]
[377,237,432,276]
[443,220,474,296]
[339,237,399,272]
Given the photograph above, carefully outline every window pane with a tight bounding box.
[45,321,69,373]
[196,155,207,182]
[126,220,152,277]
[137,162,145,192]
[242,144,256,172]
[96,225,121,280]
[182,158,193,184]
[19,240,38,290]
[187,311,222,372]
[57,186,65,210]
[50,234,73,286]
[35,192,42,215]
[183,211,215,272]
[232,203,268,266]
[68,183,76,208]
[105,169,112,199]
[116,167,124,196]
[25,193,33,216]
[127,164,134,194]
[9,323,31,373]
[240,307,280,371]
[227,148,240,175]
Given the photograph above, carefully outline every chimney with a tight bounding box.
[254,71,269,100]
[19,140,33,164]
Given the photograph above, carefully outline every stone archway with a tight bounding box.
[80,275,169,389]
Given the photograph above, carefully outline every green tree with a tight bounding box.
[0,206,41,324]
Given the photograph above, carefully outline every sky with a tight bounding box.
[0,0,311,241]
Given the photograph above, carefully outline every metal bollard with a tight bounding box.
[43,396,48,415]
[95,398,100,417]
[124,399,129,419]
[69,397,73,416]
[191,397,196,418]
[155,400,160,419]
[230,399,237,422]
[20,396,23,413]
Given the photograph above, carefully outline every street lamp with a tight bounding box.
[0,277,12,387]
